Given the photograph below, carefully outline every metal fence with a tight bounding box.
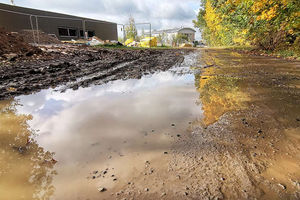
[0,7,117,44]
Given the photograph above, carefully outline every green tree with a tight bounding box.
[172,33,189,46]
[157,32,167,46]
[193,0,300,52]
[125,16,138,40]
[141,28,145,39]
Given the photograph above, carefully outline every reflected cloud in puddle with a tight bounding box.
[7,65,203,199]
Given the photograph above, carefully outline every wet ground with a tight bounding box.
[0,49,300,200]
[0,46,192,100]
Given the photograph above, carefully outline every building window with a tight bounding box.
[58,28,68,36]
[88,31,95,37]
[80,30,84,37]
[69,29,77,37]
[58,27,78,37]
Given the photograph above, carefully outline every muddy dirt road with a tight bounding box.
[0,49,300,200]
[0,46,191,100]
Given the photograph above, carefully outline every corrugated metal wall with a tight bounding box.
[0,3,118,41]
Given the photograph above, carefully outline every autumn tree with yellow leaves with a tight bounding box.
[194,0,300,52]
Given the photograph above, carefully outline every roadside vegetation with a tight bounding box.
[193,0,300,59]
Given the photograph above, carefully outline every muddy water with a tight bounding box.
[0,54,203,200]
[1,49,300,200]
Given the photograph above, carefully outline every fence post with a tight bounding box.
[149,23,152,48]
[35,16,39,44]
[29,15,36,44]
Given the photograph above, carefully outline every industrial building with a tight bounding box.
[0,3,118,41]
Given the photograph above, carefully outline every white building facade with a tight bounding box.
[151,27,196,46]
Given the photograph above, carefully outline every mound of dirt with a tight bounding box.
[18,30,61,44]
[0,28,41,59]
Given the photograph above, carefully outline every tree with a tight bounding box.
[193,0,300,51]
[157,32,167,46]
[141,28,145,39]
[10,0,15,5]
[125,16,138,40]
[172,33,189,46]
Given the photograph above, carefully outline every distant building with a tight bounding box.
[151,27,196,46]
[0,3,118,41]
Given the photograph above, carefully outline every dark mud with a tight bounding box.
[0,46,192,100]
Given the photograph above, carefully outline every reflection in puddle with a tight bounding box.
[0,54,204,199]
[0,100,56,200]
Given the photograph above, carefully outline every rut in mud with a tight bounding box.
[0,46,193,100]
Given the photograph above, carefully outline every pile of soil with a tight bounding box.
[0,28,41,59]
[0,46,193,100]
[18,30,61,44]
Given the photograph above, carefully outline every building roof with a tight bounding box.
[152,27,196,34]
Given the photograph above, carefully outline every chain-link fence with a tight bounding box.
[0,6,117,44]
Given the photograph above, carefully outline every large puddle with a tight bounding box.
[1,49,300,200]
[0,53,204,199]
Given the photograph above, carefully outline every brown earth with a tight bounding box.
[0,45,193,100]
[18,30,62,44]
[0,28,42,59]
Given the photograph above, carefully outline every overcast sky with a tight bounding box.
[0,0,201,39]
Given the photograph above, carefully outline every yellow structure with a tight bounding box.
[140,37,157,48]
[125,38,134,46]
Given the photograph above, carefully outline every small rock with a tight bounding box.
[278,183,286,190]
[92,176,96,179]
[171,124,175,127]
[113,178,117,181]
[144,188,149,192]
[293,181,300,188]
[177,134,181,137]
[164,152,168,154]
[93,171,98,174]
[161,192,166,196]
[98,187,107,192]
[72,85,79,90]
[296,119,300,122]
[4,53,18,61]
[258,129,263,134]
[184,192,188,196]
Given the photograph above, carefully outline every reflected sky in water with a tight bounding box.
[16,67,203,155]
[6,63,203,199]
